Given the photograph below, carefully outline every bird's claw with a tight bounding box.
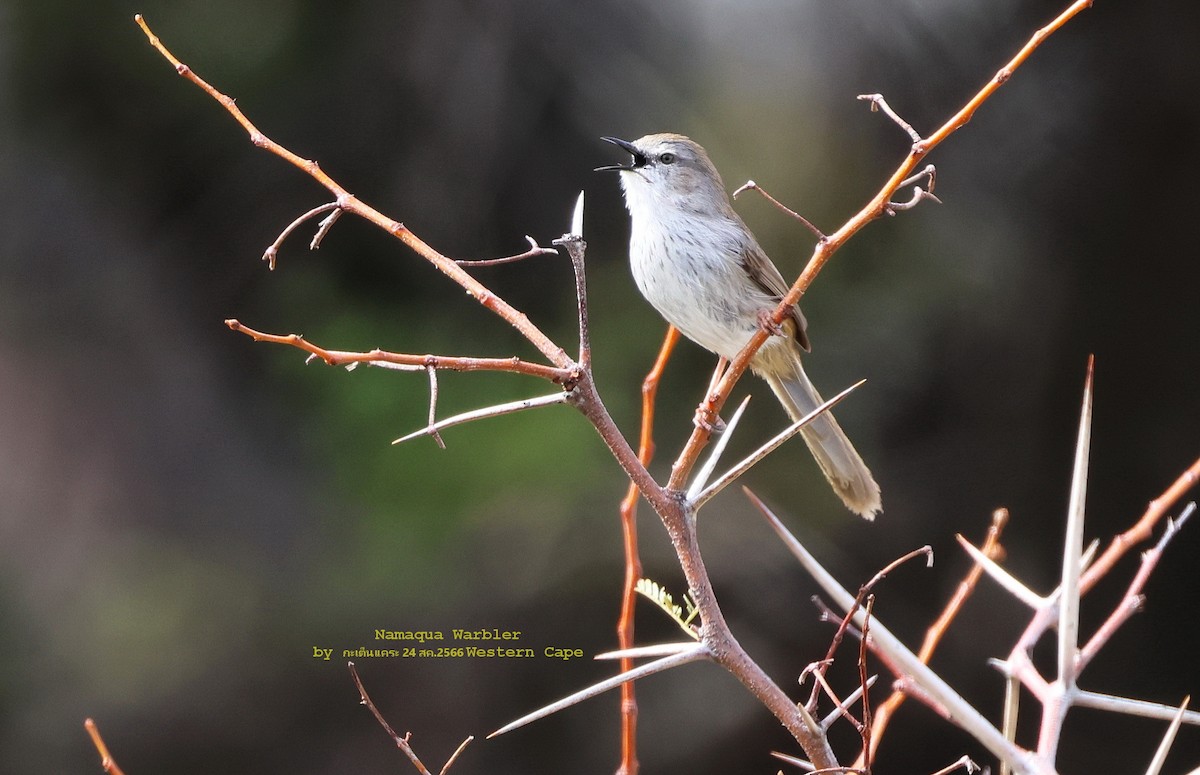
[694,406,726,434]
[756,310,785,337]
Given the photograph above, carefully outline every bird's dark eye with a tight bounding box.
[658,152,677,165]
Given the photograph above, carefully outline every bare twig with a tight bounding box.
[732,180,826,241]
[84,719,127,775]
[425,365,446,449]
[884,165,942,214]
[348,662,472,775]
[454,235,558,266]
[858,595,875,772]
[311,206,342,250]
[262,201,339,269]
[1081,455,1200,593]
[439,736,474,775]
[225,319,572,384]
[857,93,922,142]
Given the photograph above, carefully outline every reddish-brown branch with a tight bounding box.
[134,15,570,369]
[665,0,1096,491]
[84,719,127,775]
[225,319,574,384]
[1079,456,1200,593]
[615,325,679,775]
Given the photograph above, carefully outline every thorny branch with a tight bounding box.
[225,318,573,385]
[132,3,1110,772]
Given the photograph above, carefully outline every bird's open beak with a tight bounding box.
[595,136,646,172]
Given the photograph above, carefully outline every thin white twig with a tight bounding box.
[692,380,864,509]
[261,201,339,269]
[392,392,568,445]
[487,644,709,739]
[453,235,557,266]
[857,93,922,142]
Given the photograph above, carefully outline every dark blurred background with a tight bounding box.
[2,0,1198,773]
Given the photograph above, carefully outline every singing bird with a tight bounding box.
[599,133,881,519]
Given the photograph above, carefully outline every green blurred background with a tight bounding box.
[2,0,1198,772]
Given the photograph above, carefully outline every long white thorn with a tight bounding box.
[570,190,585,237]
[687,395,752,501]
[487,644,709,739]
[1144,697,1190,775]
[594,642,700,660]
[392,392,568,445]
[692,380,864,509]
[956,534,1045,609]
[1058,357,1094,688]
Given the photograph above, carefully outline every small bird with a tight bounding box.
[599,134,881,519]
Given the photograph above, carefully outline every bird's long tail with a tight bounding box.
[764,358,882,520]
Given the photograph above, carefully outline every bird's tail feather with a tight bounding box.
[764,362,882,520]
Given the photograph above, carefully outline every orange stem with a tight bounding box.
[615,326,679,775]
